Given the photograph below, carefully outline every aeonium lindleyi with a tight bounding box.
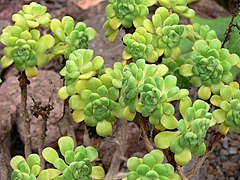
[104,0,157,42]
[50,16,96,58]
[211,82,240,135]
[120,59,169,121]
[141,7,187,58]
[136,75,189,130]
[58,49,104,99]
[10,154,60,180]
[154,98,215,165]
[179,39,240,100]
[123,150,180,180]
[0,25,55,78]
[42,136,105,180]
[68,76,122,137]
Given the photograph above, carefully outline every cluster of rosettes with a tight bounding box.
[104,0,156,42]
[211,82,240,135]
[123,150,180,180]
[121,59,189,130]
[120,59,169,120]
[179,39,240,100]
[158,0,195,18]
[0,24,55,78]
[50,16,96,58]
[58,49,123,137]
[136,75,189,130]
[12,2,51,28]
[155,99,213,165]
[122,7,187,63]
[42,136,105,180]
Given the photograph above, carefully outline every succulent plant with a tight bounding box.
[104,0,157,42]
[0,25,55,78]
[186,23,217,42]
[120,59,169,120]
[179,39,240,100]
[158,0,195,18]
[104,61,124,89]
[142,7,187,58]
[42,136,105,180]
[155,99,213,165]
[123,150,180,180]
[58,49,105,98]
[12,2,51,29]
[69,75,122,137]
[211,82,240,135]
[122,27,159,63]
[136,75,189,130]
[10,154,60,180]
[162,57,190,89]
[50,16,96,58]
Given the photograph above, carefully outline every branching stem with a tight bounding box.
[186,132,224,179]
[139,115,154,152]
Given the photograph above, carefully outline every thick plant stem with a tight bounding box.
[105,119,127,180]
[139,115,154,152]
[186,132,224,179]
[19,72,31,157]
[39,115,47,169]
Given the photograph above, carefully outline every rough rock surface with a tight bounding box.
[1,70,65,151]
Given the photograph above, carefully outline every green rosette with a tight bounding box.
[50,16,96,58]
[12,2,51,28]
[121,59,169,121]
[125,150,181,180]
[58,49,105,99]
[69,76,122,137]
[211,82,240,135]
[136,75,189,130]
[10,154,60,180]
[158,0,195,18]
[179,39,240,100]
[104,0,157,42]
[0,25,55,78]
[155,99,213,165]
[42,136,105,180]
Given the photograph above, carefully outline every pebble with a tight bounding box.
[229,147,238,155]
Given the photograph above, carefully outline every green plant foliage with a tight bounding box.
[50,17,96,58]
[142,7,187,58]
[10,154,59,180]
[58,49,105,98]
[211,82,240,135]
[69,75,122,137]
[42,136,105,180]
[123,150,180,180]
[122,27,158,62]
[104,0,157,42]
[155,99,213,165]
[162,58,190,89]
[136,75,189,130]
[12,2,51,28]
[120,59,169,120]
[158,0,195,18]
[0,25,55,78]
[186,23,218,42]
[179,39,240,100]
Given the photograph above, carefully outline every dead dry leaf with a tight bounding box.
[76,0,105,10]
